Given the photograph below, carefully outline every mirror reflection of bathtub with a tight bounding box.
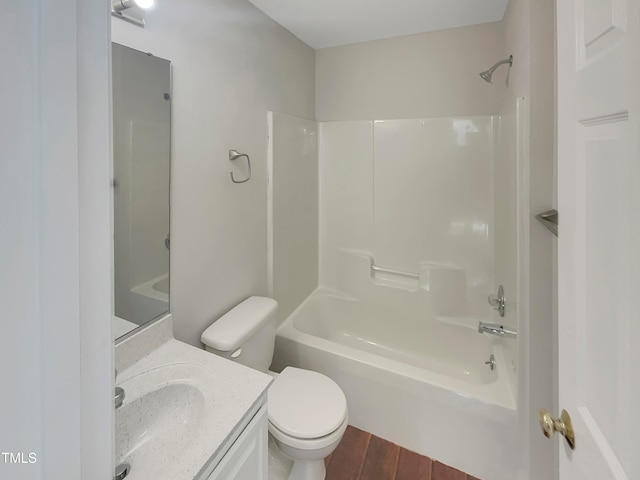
[112,42,171,338]
[128,273,169,325]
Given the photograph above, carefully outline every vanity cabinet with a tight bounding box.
[206,405,268,480]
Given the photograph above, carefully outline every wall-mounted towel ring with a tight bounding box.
[229,149,251,183]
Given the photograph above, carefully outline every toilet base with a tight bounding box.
[268,436,329,480]
[288,459,326,480]
[268,437,293,480]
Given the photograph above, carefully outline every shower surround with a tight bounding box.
[269,113,520,480]
[319,117,497,322]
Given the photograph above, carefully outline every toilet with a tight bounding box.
[201,296,348,480]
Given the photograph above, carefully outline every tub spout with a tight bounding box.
[478,322,517,339]
[115,369,125,409]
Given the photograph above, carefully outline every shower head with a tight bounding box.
[479,55,513,84]
[480,70,493,83]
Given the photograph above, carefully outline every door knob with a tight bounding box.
[539,408,575,450]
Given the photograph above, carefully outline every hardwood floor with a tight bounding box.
[324,426,481,480]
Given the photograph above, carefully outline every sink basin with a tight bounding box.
[113,336,272,480]
[115,364,207,479]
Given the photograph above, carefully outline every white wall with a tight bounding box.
[1,1,114,478]
[1,4,45,477]
[267,113,318,323]
[316,22,504,121]
[527,0,557,477]
[500,0,557,479]
[78,2,115,476]
[112,0,315,346]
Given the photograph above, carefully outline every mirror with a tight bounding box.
[112,43,171,340]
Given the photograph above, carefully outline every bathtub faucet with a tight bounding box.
[478,322,517,339]
[114,369,125,409]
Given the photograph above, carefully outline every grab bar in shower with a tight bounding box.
[370,264,419,279]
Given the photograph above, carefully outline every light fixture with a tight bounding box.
[111,0,154,27]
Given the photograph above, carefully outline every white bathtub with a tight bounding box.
[272,289,521,480]
[128,273,169,325]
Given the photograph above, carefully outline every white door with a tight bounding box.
[557,0,640,479]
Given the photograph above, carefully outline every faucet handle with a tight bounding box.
[488,285,506,317]
[114,369,125,409]
[115,386,125,409]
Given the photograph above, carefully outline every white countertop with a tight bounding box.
[115,317,272,480]
[113,316,139,341]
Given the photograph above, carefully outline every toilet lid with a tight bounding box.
[268,367,347,439]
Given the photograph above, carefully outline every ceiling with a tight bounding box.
[247,0,510,49]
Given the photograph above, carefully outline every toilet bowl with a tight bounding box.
[269,418,348,480]
[267,366,348,479]
[201,297,348,480]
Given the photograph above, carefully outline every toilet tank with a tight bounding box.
[201,296,278,372]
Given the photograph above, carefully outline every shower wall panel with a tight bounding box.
[268,112,319,323]
[495,104,519,385]
[318,121,374,287]
[320,116,496,320]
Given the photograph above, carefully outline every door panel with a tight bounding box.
[557,0,640,478]
[578,119,632,477]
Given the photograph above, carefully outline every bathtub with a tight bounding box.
[272,289,521,480]
[128,273,169,325]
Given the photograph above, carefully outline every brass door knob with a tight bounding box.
[539,408,576,450]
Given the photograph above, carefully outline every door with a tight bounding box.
[557,0,640,479]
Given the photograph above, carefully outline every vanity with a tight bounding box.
[115,315,272,480]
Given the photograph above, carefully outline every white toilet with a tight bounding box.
[201,296,348,480]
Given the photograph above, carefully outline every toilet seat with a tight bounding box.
[268,367,347,440]
[268,414,349,452]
